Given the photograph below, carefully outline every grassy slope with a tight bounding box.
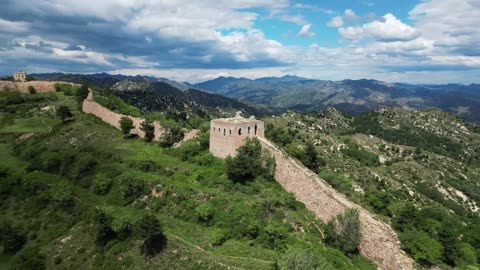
[0,92,374,269]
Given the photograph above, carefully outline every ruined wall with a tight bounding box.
[258,137,414,270]
[0,81,73,93]
[82,91,164,140]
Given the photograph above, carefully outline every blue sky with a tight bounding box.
[0,0,479,83]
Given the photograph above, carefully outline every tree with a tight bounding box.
[140,120,155,142]
[159,127,184,147]
[75,83,89,103]
[302,141,325,173]
[400,229,443,266]
[119,117,134,138]
[56,106,72,123]
[28,85,36,94]
[138,214,166,257]
[226,138,263,184]
[325,208,362,254]
[0,220,26,254]
[8,246,46,270]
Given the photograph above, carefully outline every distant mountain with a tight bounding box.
[111,78,270,117]
[193,76,480,122]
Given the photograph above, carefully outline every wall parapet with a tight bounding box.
[257,137,414,270]
[82,91,164,140]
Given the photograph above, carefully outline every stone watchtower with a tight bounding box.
[210,111,265,159]
[13,71,27,82]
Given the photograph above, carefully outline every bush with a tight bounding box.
[28,85,36,94]
[92,174,113,195]
[140,120,155,142]
[137,214,166,257]
[56,105,72,123]
[49,183,75,209]
[325,208,362,254]
[119,175,146,204]
[400,229,443,266]
[119,117,134,138]
[278,247,333,270]
[7,246,46,270]
[0,220,26,254]
[225,138,274,184]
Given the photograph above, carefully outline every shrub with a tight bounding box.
[119,117,134,138]
[49,183,75,209]
[278,247,332,270]
[28,85,36,94]
[0,220,26,254]
[8,246,46,270]
[92,174,113,195]
[137,214,166,257]
[325,208,362,254]
[140,120,155,142]
[400,229,443,266]
[56,105,72,123]
[119,175,146,204]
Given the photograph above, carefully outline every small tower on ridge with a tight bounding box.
[209,111,265,159]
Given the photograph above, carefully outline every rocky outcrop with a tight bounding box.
[0,81,72,93]
[258,137,414,270]
[82,91,164,140]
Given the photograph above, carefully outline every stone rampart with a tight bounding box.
[82,91,164,140]
[0,81,74,93]
[258,137,414,270]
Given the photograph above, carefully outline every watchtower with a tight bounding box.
[13,71,27,82]
[209,111,265,159]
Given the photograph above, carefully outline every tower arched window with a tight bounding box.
[238,128,242,135]
[213,127,216,131]
[229,129,232,135]
[254,125,257,135]
[248,126,251,134]
[224,129,226,136]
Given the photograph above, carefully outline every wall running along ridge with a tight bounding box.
[82,91,164,140]
[257,137,414,270]
[0,81,72,93]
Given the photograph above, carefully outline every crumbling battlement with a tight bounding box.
[82,91,164,140]
[0,81,73,93]
[258,137,414,270]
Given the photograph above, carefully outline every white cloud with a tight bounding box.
[298,24,315,37]
[339,13,418,42]
[327,16,343,28]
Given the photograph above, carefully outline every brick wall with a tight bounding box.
[258,137,413,270]
[0,81,73,93]
[82,91,164,140]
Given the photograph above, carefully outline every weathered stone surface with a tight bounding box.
[209,112,265,158]
[258,137,414,270]
[0,81,71,93]
[82,91,164,140]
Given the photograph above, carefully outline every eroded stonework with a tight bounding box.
[209,112,265,158]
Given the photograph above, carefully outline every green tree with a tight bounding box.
[28,85,36,94]
[400,230,443,266]
[56,105,72,123]
[159,127,184,147]
[226,138,264,184]
[0,220,26,254]
[119,117,134,138]
[75,83,89,103]
[302,141,324,172]
[8,246,46,270]
[138,214,166,257]
[325,208,362,254]
[140,120,155,142]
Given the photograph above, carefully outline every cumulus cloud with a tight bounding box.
[327,16,344,28]
[298,24,315,37]
[339,13,418,42]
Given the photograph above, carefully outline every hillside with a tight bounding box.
[110,78,271,117]
[0,90,375,269]
[263,107,480,268]
[193,77,480,122]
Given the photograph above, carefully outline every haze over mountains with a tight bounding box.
[30,73,480,122]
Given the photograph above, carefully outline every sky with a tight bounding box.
[1,0,480,84]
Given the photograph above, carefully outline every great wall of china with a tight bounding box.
[258,138,413,269]
[82,91,164,140]
[2,80,414,269]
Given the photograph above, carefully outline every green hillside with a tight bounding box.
[264,108,480,268]
[0,90,374,269]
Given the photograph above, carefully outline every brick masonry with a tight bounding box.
[82,91,164,140]
[258,137,414,270]
[0,81,72,93]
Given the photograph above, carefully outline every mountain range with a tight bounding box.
[193,76,480,122]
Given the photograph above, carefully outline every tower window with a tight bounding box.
[255,125,257,135]
[238,128,242,135]
[248,126,251,134]
[224,129,226,136]
[213,127,216,131]
[229,129,232,135]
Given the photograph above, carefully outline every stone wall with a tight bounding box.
[0,81,72,93]
[82,91,164,140]
[258,137,414,270]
